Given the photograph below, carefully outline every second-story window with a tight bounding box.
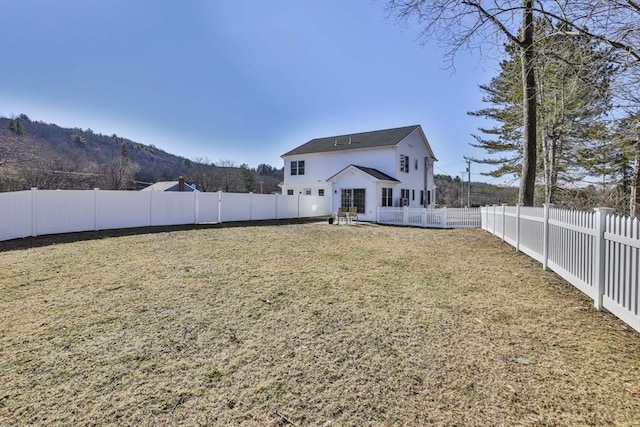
[291,160,305,175]
[400,155,409,173]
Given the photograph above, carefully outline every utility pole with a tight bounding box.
[466,159,471,208]
[460,172,465,207]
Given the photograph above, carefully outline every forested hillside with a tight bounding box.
[0,116,283,193]
[433,174,518,207]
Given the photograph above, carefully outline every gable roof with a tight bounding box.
[282,125,420,156]
[141,181,197,192]
[326,164,400,182]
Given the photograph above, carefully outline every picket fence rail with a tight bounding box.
[0,188,332,242]
[481,204,639,333]
[377,206,481,228]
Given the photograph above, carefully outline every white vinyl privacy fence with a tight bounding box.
[0,189,331,242]
[481,204,639,334]
[377,207,481,228]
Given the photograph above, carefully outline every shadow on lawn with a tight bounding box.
[0,217,330,252]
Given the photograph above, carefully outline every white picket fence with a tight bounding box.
[0,189,332,242]
[377,207,481,228]
[481,204,639,333]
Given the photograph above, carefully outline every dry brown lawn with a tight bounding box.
[1,221,639,426]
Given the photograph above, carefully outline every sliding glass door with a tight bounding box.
[340,188,365,213]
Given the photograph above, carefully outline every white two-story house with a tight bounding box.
[280,125,437,222]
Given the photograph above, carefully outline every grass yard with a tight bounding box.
[1,222,639,426]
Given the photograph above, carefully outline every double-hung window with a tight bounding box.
[290,160,305,176]
[382,188,393,207]
[400,155,409,173]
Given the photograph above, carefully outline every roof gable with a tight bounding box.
[282,125,420,157]
[326,164,400,182]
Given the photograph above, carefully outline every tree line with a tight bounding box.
[389,0,639,216]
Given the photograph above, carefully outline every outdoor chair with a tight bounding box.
[336,207,348,224]
[348,207,358,224]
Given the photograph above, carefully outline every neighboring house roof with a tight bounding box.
[282,125,421,156]
[141,181,197,192]
[326,164,401,182]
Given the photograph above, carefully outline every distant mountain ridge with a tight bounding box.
[0,115,284,193]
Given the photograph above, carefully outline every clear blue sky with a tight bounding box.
[0,0,508,184]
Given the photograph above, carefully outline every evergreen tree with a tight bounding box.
[239,163,255,192]
[469,19,613,204]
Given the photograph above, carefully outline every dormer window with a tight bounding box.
[291,160,305,176]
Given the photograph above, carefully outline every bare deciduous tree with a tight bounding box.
[389,0,639,207]
[389,0,538,205]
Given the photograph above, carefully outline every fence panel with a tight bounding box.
[518,207,545,263]
[150,192,195,226]
[0,190,32,241]
[275,195,298,219]
[503,206,518,245]
[445,208,481,228]
[298,195,331,218]
[603,215,640,331]
[424,209,443,227]
[34,190,95,236]
[546,208,596,298]
[96,190,151,230]
[197,192,220,223]
[219,193,251,222]
[248,193,276,221]
[376,207,480,228]
[407,208,423,227]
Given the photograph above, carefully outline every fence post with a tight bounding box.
[515,203,522,253]
[492,205,497,236]
[94,188,99,231]
[542,203,554,271]
[593,207,615,310]
[218,191,222,223]
[194,191,199,224]
[148,190,153,226]
[30,187,38,237]
[403,206,409,226]
[249,192,253,221]
[442,207,447,229]
[501,204,507,241]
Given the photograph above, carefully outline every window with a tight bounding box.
[341,188,365,213]
[400,155,409,173]
[415,158,418,170]
[427,190,431,205]
[318,189,325,196]
[303,188,311,195]
[290,160,305,176]
[420,190,424,205]
[287,189,294,195]
[382,188,393,207]
[412,189,415,201]
[400,189,410,206]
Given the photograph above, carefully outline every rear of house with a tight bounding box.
[280,125,437,222]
